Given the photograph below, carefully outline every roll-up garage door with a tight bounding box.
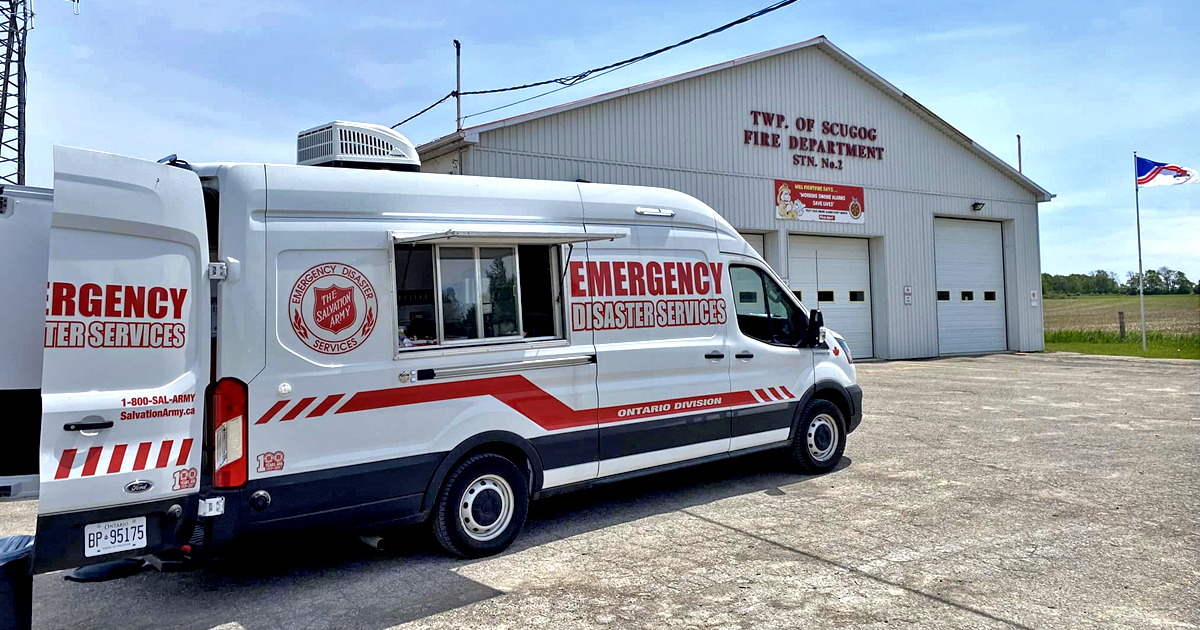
[788,235,873,359]
[934,218,1006,354]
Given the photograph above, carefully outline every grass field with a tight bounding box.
[1043,294,1200,359]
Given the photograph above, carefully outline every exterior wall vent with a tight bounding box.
[297,121,421,172]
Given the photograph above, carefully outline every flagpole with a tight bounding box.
[1134,151,1147,352]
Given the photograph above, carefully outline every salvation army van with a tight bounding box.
[0,121,861,574]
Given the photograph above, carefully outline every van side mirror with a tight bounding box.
[803,310,825,348]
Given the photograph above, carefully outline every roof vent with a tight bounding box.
[297,121,421,172]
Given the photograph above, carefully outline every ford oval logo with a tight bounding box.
[124,480,153,494]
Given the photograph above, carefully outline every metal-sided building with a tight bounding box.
[416,36,1053,360]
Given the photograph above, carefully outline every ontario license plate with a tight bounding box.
[83,516,147,557]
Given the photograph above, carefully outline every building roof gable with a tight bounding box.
[418,37,1052,202]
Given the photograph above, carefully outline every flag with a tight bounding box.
[1136,156,1200,187]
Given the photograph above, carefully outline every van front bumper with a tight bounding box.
[846,384,863,433]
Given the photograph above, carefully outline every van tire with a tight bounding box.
[789,398,846,474]
[431,453,529,558]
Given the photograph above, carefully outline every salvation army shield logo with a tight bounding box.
[289,263,378,355]
[313,285,356,334]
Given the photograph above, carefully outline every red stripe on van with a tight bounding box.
[336,375,763,431]
[156,440,174,468]
[780,385,795,398]
[337,375,593,431]
[55,450,77,480]
[255,400,289,425]
[132,442,152,470]
[82,447,104,477]
[307,394,344,417]
[768,387,784,400]
[280,397,316,422]
[176,438,193,466]
[108,444,128,474]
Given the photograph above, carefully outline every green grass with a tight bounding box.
[1044,329,1200,360]
[1043,295,1199,360]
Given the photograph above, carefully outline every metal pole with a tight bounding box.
[1134,151,1147,352]
[453,39,462,131]
[1016,134,1022,173]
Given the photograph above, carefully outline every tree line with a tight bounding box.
[1041,267,1198,296]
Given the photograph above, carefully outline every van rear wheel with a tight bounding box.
[431,453,529,558]
[789,398,846,474]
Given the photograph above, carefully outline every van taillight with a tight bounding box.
[210,378,248,488]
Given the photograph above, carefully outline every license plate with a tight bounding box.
[83,516,147,557]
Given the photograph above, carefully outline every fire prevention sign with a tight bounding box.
[774,179,866,224]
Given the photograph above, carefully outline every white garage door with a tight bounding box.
[934,218,1007,354]
[788,235,873,358]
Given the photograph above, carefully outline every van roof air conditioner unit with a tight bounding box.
[297,121,421,172]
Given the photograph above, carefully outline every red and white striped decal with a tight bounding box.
[54,438,193,480]
[255,377,799,431]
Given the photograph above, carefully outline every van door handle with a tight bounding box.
[704,351,725,360]
[64,420,114,432]
[735,352,754,360]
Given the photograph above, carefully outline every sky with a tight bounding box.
[23,0,1200,281]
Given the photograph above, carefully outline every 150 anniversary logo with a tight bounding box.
[289,262,378,355]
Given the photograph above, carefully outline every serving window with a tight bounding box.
[393,242,563,352]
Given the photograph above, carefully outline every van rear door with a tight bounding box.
[33,147,210,573]
[0,185,52,501]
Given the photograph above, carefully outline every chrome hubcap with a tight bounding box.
[458,474,514,542]
[807,414,840,462]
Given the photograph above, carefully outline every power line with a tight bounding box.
[391,0,800,129]
[392,91,454,129]
[461,63,628,123]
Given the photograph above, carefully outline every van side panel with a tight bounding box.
[245,167,600,529]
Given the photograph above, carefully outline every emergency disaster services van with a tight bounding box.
[0,121,861,574]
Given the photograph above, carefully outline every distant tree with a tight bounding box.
[1160,266,1178,293]
[1146,269,1165,293]
[1093,270,1120,294]
[1174,271,1195,295]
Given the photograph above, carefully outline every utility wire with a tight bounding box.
[392,91,455,129]
[391,0,800,129]
[461,63,628,123]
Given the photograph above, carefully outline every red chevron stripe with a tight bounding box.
[176,438,193,466]
[82,447,103,477]
[780,385,795,399]
[156,440,174,469]
[132,442,152,471]
[108,444,127,474]
[256,400,290,425]
[55,449,77,480]
[307,394,344,417]
[280,397,316,422]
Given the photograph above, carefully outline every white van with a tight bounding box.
[0,122,861,572]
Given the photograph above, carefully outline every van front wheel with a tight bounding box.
[789,399,846,474]
[431,453,529,558]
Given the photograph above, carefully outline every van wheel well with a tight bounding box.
[462,442,533,490]
[813,389,851,431]
[422,434,543,516]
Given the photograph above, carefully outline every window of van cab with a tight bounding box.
[729,265,805,346]
[394,243,561,351]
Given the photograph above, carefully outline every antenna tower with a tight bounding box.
[0,0,30,185]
